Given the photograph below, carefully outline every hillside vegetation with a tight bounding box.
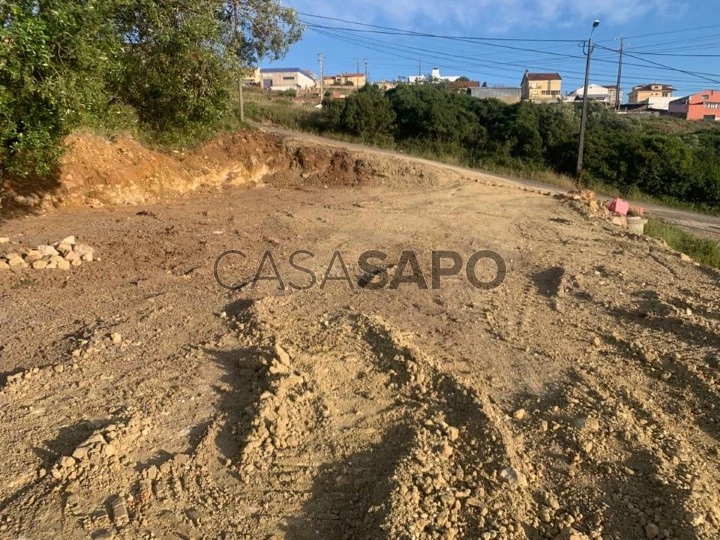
[250,85,720,211]
[0,0,302,188]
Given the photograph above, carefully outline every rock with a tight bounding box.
[81,253,94,262]
[24,250,43,263]
[575,417,600,432]
[74,244,95,257]
[680,253,692,263]
[32,260,48,270]
[447,427,460,441]
[46,261,58,270]
[0,237,9,244]
[554,527,589,540]
[110,495,129,526]
[60,236,76,246]
[57,260,71,271]
[60,456,77,469]
[275,343,291,366]
[499,466,528,488]
[65,251,80,262]
[513,409,527,420]
[71,259,82,268]
[645,523,660,538]
[72,447,89,460]
[37,245,59,257]
[0,261,9,271]
[111,333,122,345]
[8,256,25,267]
[56,243,72,256]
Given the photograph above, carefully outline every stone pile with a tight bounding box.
[0,236,96,271]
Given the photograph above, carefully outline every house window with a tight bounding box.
[703,115,717,121]
[705,103,720,109]
[702,95,710,100]
[282,76,294,81]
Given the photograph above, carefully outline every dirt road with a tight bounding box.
[258,124,720,241]
[0,130,718,539]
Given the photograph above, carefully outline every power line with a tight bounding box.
[299,12,581,42]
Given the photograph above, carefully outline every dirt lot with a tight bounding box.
[0,131,719,540]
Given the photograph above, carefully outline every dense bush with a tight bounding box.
[0,0,302,185]
[319,84,720,209]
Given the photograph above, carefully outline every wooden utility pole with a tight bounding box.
[615,37,624,110]
[364,58,368,85]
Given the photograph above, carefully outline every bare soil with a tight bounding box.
[0,130,719,540]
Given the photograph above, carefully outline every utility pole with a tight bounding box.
[318,53,324,101]
[364,58,368,86]
[418,60,422,82]
[577,20,600,182]
[615,37,624,111]
[357,58,360,87]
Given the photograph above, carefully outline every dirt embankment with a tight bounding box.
[2,130,450,214]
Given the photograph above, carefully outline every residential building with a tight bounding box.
[567,84,610,103]
[323,73,367,87]
[429,68,461,83]
[628,83,673,104]
[260,68,316,91]
[449,80,480,91]
[469,86,522,104]
[407,68,461,84]
[241,68,261,85]
[604,85,620,106]
[669,90,720,121]
[521,71,562,102]
[375,80,399,91]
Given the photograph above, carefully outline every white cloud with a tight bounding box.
[286,0,684,34]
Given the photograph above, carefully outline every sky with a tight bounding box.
[263,0,720,100]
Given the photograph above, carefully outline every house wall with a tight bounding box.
[261,70,315,91]
[629,85,673,103]
[687,90,720,121]
[324,74,367,87]
[522,79,562,102]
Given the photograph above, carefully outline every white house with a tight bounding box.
[408,67,461,84]
[567,84,611,102]
[260,68,316,91]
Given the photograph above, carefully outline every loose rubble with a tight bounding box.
[0,237,97,271]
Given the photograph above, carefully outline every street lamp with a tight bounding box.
[576,19,600,182]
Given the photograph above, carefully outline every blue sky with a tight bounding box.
[264,0,720,99]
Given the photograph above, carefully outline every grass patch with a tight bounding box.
[645,218,720,269]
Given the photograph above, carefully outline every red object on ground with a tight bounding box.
[629,205,645,216]
[609,198,629,216]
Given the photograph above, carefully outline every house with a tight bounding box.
[469,86,522,104]
[669,90,720,121]
[521,71,562,102]
[408,68,461,84]
[260,68,316,91]
[323,73,367,87]
[567,84,610,103]
[241,68,261,85]
[628,83,673,104]
[375,80,399,91]
[604,85,620,107]
[448,80,480,91]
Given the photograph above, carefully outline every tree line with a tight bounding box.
[0,0,302,180]
[317,84,720,209]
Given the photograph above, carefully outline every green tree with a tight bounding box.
[340,85,395,140]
